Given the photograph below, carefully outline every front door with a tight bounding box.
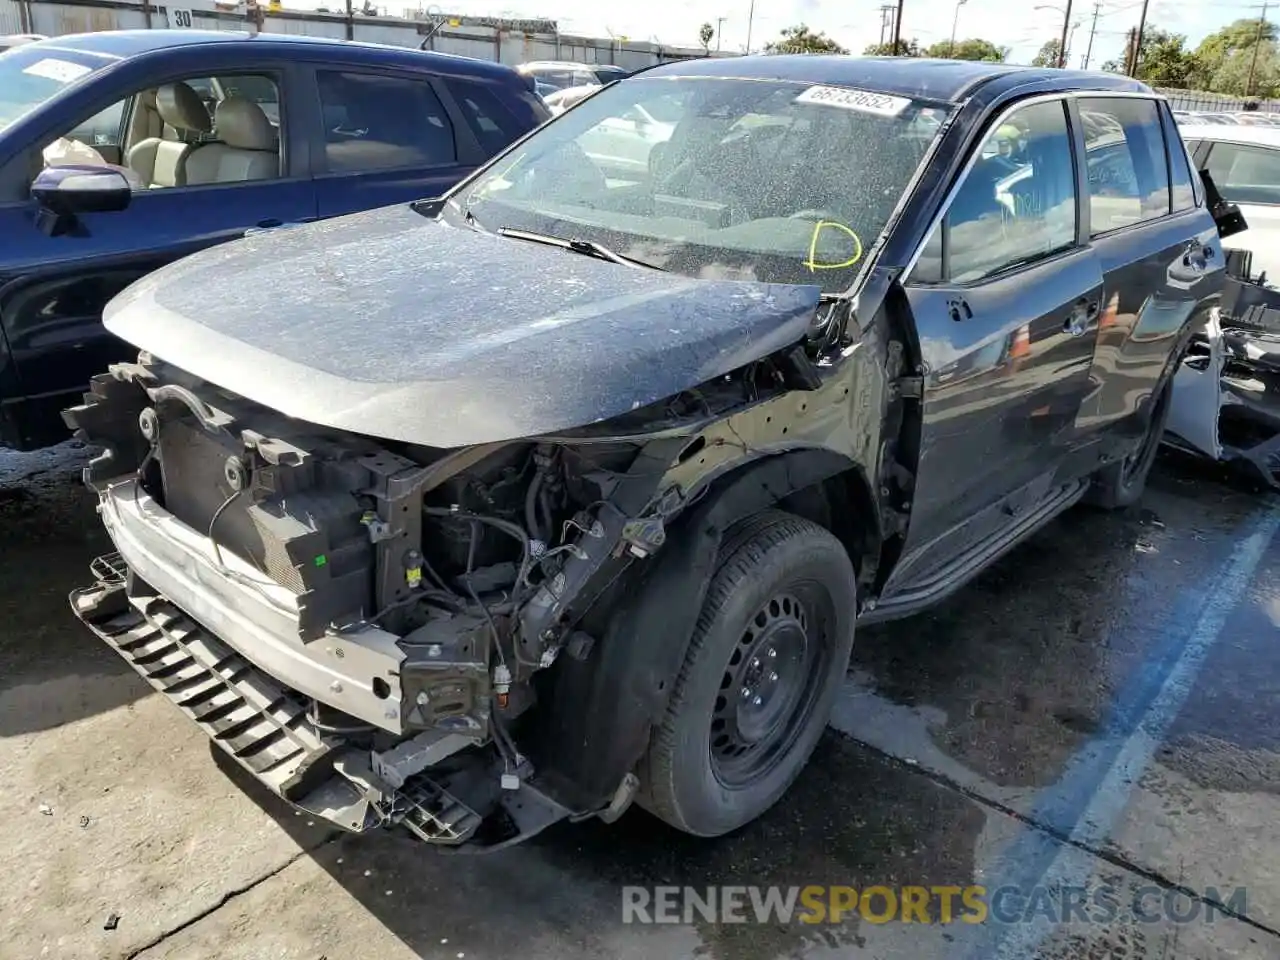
[0,67,316,448]
[887,96,1105,593]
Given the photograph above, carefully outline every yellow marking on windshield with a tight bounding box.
[803,221,863,272]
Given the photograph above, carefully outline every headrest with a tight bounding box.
[214,97,275,151]
[156,82,211,134]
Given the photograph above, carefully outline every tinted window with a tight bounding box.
[1161,108,1195,212]
[317,71,456,173]
[1077,98,1170,234]
[446,79,524,155]
[936,99,1077,283]
[1204,141,1280,205]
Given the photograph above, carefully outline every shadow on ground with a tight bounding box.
[219,731,988,960]
[0,472,148,736]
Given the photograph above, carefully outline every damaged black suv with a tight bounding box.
[66,56,1232,850]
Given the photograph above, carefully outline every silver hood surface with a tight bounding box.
[104,204,823,447]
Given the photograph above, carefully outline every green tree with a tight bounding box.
[924,37,1008,61]
[699,21,715,53]
[1194,17,1279,95]
[764,24,849,55]
[1128,28,1198,87]
[863,38,922,57]
[1031,38,1062,67]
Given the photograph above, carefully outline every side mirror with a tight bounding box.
[32,165,132,217]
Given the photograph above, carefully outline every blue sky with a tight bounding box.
[380,0,1267,68]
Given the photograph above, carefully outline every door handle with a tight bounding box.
[947,296,973,322]
[1182,239,1211,271]
[1064,298,1096,336]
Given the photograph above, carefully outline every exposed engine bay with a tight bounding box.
[61,337,852,850]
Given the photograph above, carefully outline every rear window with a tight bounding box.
[316,70,457,172]
[1204,141,1280,205]
[1077,97,1171,235]
[445,78,526,155]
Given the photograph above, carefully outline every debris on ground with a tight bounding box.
[103,913,120,931]
[38,803,52,816]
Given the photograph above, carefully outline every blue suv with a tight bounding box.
[0,30,548,450]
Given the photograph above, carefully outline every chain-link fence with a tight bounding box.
[1154,87,1280,116]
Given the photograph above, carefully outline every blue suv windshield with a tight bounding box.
[0,47,108,131]
[453,76,950,294]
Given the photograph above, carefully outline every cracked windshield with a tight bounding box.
[455,76,950,292]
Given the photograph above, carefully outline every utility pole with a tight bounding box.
[1123,27,1135,75]
[892,0,904,54]
[745,0,755,53]
[878,4,895,46]
[715,16,726,51]
[949,0,967,57]
[1081,0,1101,69]
[1247,2,1271,97]
[1128,0,1150,77]
[1056,0,1073,68]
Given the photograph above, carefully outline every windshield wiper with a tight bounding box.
[497,227,664,271]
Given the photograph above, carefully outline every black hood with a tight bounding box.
[104,205,823,447]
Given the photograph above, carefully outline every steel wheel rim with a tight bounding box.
[709,584,832,789]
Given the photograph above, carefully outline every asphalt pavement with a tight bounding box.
[1,442,1278,960]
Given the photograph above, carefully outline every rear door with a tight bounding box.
[310,67,486,218]
[889,96,1105,589]
[1072,97,1225,436]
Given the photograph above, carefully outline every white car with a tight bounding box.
[1181,123,1280,282]
[0,33,45,53]
[575,94,679,178]
[542,83,601,116]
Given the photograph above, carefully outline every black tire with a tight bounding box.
[1085,373,1174,510]
[638,510,856,837]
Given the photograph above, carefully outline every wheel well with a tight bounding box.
[526,448,884,813]
[775,467,883,591]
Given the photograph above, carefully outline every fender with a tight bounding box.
[530,446,877,811]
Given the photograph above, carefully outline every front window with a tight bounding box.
[450,76,949,293]
[0,47,107,131]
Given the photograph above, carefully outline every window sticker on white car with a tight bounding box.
[22,58,92,83]
[793,85,912,117]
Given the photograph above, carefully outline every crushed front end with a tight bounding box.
[63,356,704,850]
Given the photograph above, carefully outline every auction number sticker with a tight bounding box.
[22,58,92,83]
[794,85,911,117]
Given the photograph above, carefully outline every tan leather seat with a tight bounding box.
[185,97,278,184]
[126,82,211,188]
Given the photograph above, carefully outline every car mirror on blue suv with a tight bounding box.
[31,165,132,236]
